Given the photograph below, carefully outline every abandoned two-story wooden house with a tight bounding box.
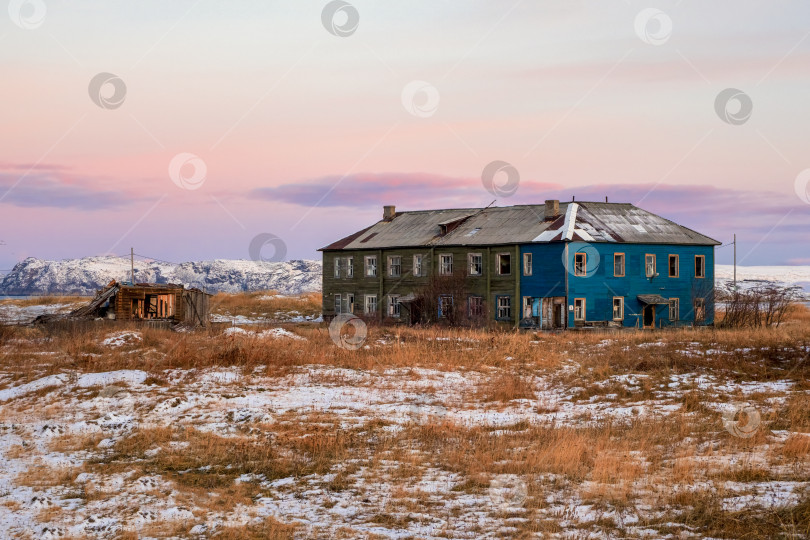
[319,201,719,329]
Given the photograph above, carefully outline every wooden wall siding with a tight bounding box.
[561,243,715,328]
[113,287,185,322]
[322,246,520,324]
[183,290,210,326]
[519,244,567,299]
[326,242,715,329]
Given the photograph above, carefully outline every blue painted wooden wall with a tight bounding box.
[520,243,566,299]
[519,242,715,328]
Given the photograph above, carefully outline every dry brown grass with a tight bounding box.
[16,463,81,488]
[3,295,810,538]
[47,433,105,453]
[2,297,807,386]
[477,371,535,402]
[212,291,321,319]
[782,434,810,459]
[213,516,298,539]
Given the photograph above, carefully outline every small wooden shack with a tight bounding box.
[65,281,211,326]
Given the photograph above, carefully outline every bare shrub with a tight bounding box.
[408,272,486,327]
[719,284,801,328]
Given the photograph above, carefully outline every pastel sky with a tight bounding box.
[1,0,810,272]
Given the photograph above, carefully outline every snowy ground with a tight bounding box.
[0,302,82,325]
[1,291,808,538]
[1,324,808,538]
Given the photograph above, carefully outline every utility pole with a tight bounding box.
[131,247,135,284]
[733,234,736,291]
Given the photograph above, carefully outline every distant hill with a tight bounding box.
[716,264,810,298]
[1,257,808,299]
[0,257,322,296]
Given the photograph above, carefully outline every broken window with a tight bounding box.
[413,254,423,277]
[695,255,705,278]
[468,296,484,318]
[614,253,625,277]
[574,298,586,321]
[468,253,482,276]
[498,253,511,275]
[365,256,377,277]
[574,253,587,276]
[496,296,511,319]
[438,295,453,318]
[645,254,656,277]
[694,298,705,322]
[612,297,623,320]
[669,298,679,321]
[388,256,401,278]
[388,294,400,318]
[439,254,453,275]
[365,294,377,315]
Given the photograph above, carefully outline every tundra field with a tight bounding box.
[0,293,808,539]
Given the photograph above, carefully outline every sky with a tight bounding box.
[1,0,809,272]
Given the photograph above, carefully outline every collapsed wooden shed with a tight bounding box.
[62,281,211,326]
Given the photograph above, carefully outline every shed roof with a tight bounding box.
[320,202,719,251]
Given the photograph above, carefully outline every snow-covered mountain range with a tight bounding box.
[0,257,322,296]
[1,257,808,298]
[715,264,810,298]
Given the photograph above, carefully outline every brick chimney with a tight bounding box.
[544,199,560,219]
[383,205,396,221]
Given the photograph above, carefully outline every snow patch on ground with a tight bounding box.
[76,370,148,387]
[0,302,78,324]
[101,331,142,348]
[222,326,305,340]
[0,374,66,402]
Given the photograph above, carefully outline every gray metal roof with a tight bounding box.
[320,202,720,251]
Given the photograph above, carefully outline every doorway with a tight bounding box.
[554,304,564,328]
[643,305,655,328]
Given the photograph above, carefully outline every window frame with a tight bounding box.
[439,253,453,276]
[669,298,679,321]
[496,295,512,320]
[334,257,341,278]
[468,295,484,318]
[694,297,705,322]
[695,255,706,279]
[523,296,533,319]
[669,254,679,278]
[388,255,402,278]
[413,254,423,277]
[574,298,586,321]
[612,297,624,321]
[388,294,400,318]
[346,256,353,278]
[364,255,377,278]
[364,294,377,315]
[497,253,511,276]
[468,253,483,276]
[523,253,532,276]
[574,252,587,277]
[334,293,342,314]
[613,253,625,277]
[645,254,656,278]
[438,294,454,318]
